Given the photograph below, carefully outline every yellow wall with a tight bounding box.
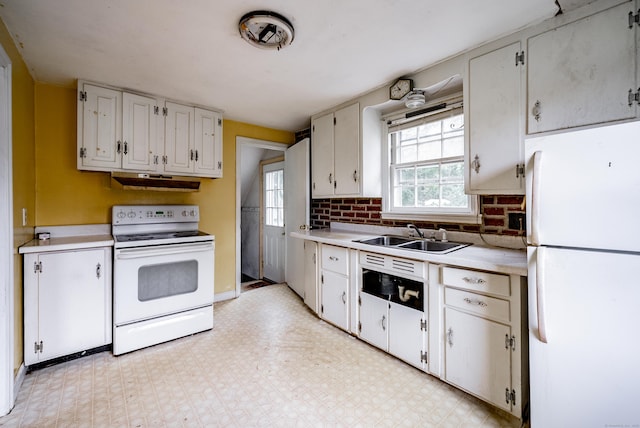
[35,83,294,294]
[1,19,36,377]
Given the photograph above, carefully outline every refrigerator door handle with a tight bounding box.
[531,151,543,246]
[536,247,548,343]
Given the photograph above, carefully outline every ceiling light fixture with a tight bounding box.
[239,10,295,51]
[405,90,426,109]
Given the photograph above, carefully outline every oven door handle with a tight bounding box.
[115,242,213,259]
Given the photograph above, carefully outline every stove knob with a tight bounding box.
[116,211,126,219]
[128,211,136,218]
[182,210,188,217]
[190,210,196,217]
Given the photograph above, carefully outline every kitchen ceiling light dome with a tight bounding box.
[405,90,426,109]
[239,10,295,51]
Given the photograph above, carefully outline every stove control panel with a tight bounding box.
[112,205,199,225]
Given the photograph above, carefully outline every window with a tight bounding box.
[384,105,479,222]
[264,168,284,227]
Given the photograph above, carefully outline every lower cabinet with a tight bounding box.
[388,301,426,370]
[23,247,112,366]
[440,266,525,417]
[320,270,349,330]
[303,240,319,314]
[444,307,512,411]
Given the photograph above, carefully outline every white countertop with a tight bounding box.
[18,234,114,254]
[292,228,527,276]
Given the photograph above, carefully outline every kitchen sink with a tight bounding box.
[357,235,415,246]
[355,235,470,254]
[397,240,470,253]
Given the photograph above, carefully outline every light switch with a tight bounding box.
[22,208,27,226]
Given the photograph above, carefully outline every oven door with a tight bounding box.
[113,241,214,325]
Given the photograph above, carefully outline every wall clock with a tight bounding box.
[389,78,413,100]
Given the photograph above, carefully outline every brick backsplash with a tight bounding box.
[311,195,526,236]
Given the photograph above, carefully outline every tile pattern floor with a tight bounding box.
[0,284,521,427]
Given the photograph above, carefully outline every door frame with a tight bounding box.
[259,158,284,282]
[0,42,15,416]
[235,137,287,297]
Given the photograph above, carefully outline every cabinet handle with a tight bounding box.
[381,315,386,331]
[329,256,339,261]
[123,141,128,155]
[117,140,122,154]
[341,291,346,304]
[153,155,159,165]
[447,327,453,347]
[328,173,333,183]
[353,170,358,182]
[96,263,102,279]
[532,100,541,122]
[471,155,481,174]
[464,297,487,307]
[462,276,486,285]
[195,150,199,162]
[190,149,194,161]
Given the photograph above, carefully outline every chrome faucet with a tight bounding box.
[407,224,424,238]
[438,228,448,242]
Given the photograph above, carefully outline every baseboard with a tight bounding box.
[213,290,236,303]
[13,363,25,402]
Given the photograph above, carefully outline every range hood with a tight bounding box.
[110,172,201,192]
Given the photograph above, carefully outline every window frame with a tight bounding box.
[381,101,480,224]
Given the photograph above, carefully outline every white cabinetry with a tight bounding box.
[358,252,427,370]
[122,92,159,171]
[77,83,123,171]
[23,247,112,366]
[465,41,525,194]
[311,103,360,197]
[164,103,223,177]
[527,1,637,134]
[319,245,350,330]
[303,240,319,313]
[440,266,524,417]
[78,81,223,178]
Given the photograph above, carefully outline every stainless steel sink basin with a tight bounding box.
[357,235,415,246]
[355,235,470,254]
[397,240,470,253]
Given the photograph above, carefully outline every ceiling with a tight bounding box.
[0,0,589,132]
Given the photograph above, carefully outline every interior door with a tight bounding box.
[284,138,310,297]
[262,161,285,283]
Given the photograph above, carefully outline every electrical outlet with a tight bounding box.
[22,208,27,226]
[508,212,525,231]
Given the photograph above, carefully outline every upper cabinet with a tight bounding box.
[77,81,223,178]
[311,103,360,198]
[465,41,525,194]
[163,102,223,177]
[527,1,637,134]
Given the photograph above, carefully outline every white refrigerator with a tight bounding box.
[525,121,640,427]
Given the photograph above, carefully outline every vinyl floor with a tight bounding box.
[0,284,520,427]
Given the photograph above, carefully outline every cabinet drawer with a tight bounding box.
[441,266,510,297]
[445,287,510,323]
[321,245,349,275]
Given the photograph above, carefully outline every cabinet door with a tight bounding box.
[333,103,360,195]
[311,112,335,197]
[164,101,194,173]
[467,42,524,194]
[122,92,157,171]
[444,308,512,412]
[359,292,388,351]
[527,2,636,134]
[79,84,122,170]
[303,241,318,313]
[389,302,425,370]
[320,270,349,330]
[194,108,222,177]
[38,249,108,362]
